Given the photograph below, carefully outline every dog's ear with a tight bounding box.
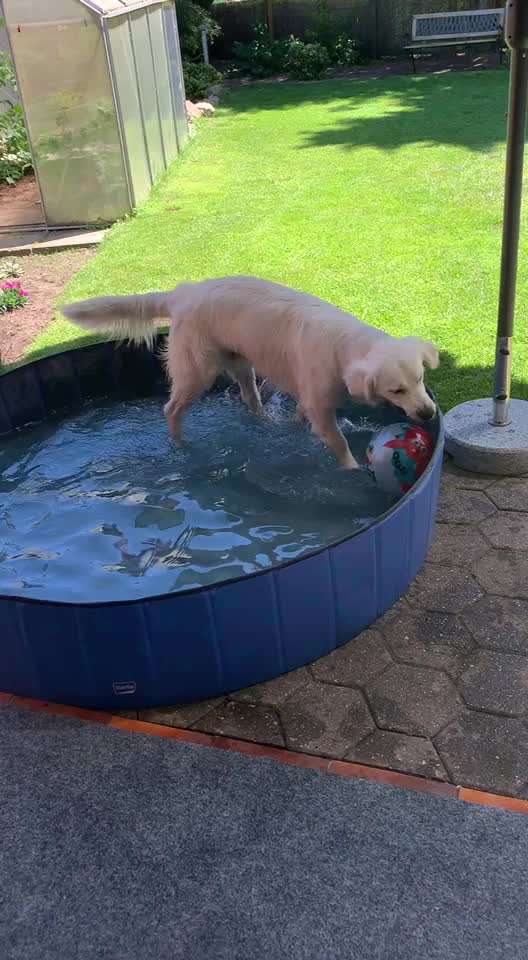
[421,340,439,370]
[402,336,440,370]
[345,363,376,405]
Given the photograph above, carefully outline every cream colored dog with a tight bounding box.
[62,276,439,469]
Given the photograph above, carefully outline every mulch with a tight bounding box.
[0,248,95,365]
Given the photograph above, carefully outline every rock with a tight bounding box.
[185,99,202,119]
[205,83,223,98]
[195,100,216,116]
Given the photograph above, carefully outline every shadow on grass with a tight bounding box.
[429,349,528,414]
[223,70,509,154]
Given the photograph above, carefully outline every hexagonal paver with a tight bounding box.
[374,597,412,630]
[474,550,528,599]
[436,487,496,525]
[458,651,528,717]
[279,683,374,757]
[441,462,496,490]
[311,629,392,688]
[480,512,528,550]
[139,697,224,729]
[380,607,473,651]
[487,478,528,511]
[366,663,462,737]
[193,700,284,747]
[435,713,528,795]
[462,596,528,654]
[347,730,447,780]
[379,609,474,678]
[406,563,482,613]
[428,523,490,566]
[229,666,312,706]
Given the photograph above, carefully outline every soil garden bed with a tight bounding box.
[0,248,95,366]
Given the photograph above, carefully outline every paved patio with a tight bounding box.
[134,460,528,799]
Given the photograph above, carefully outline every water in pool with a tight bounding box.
[0,392,398,602]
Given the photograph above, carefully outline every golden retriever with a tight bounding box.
[62,276,439,469]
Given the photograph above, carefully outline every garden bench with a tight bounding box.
[405,8,505,74]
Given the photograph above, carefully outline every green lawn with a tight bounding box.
[28,69,528,410]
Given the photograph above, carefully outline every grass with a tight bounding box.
[27,69,528,410]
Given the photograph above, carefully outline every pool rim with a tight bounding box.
[0,341,444,609]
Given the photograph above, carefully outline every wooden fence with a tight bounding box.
[212,0,499,59]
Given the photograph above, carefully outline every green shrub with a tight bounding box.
[0,50,31,184]
[176,0,221,60]
[232,25,331,80]
[303,1,363,66]
[233,24,289,78]
[0,105,32,185]
[0,51,17,107]
[285,39,330,80]
[183,61,223,101]
[304,0,340,52]
[332,35,362,67]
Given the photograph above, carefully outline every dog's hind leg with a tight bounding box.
[164,393,192,441]
[163,390,196,441]
[164,368,217,441]
[227,356,263,416]
[308,408,359,469]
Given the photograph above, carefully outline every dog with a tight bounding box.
[62,276,439,469]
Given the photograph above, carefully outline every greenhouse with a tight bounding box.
[2,0,188,226]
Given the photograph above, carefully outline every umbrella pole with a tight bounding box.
[445,2,528,474]
[492,1,528,426]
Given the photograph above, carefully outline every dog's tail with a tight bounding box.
[61,291,174,349]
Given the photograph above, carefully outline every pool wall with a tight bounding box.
[0,341,444,709]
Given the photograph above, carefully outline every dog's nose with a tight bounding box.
[417,406,435,421]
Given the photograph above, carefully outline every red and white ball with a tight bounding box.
[366,423,434,497]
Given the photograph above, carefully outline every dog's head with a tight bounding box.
[345,336,439,422]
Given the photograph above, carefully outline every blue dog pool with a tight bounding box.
[0,340,443,709]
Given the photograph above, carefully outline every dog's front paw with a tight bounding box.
[257,405,271,421]
[169,434,190,447]
[340,452,360,470]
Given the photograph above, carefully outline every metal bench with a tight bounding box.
[405,8,505,74]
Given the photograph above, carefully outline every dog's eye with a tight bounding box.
[393,387,406,395]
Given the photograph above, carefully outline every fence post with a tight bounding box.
[266,0,274,39]
[201,28,209,65]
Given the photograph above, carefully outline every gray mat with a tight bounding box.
[1,705,527,960]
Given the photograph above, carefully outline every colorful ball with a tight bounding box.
[366,423,434,497]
